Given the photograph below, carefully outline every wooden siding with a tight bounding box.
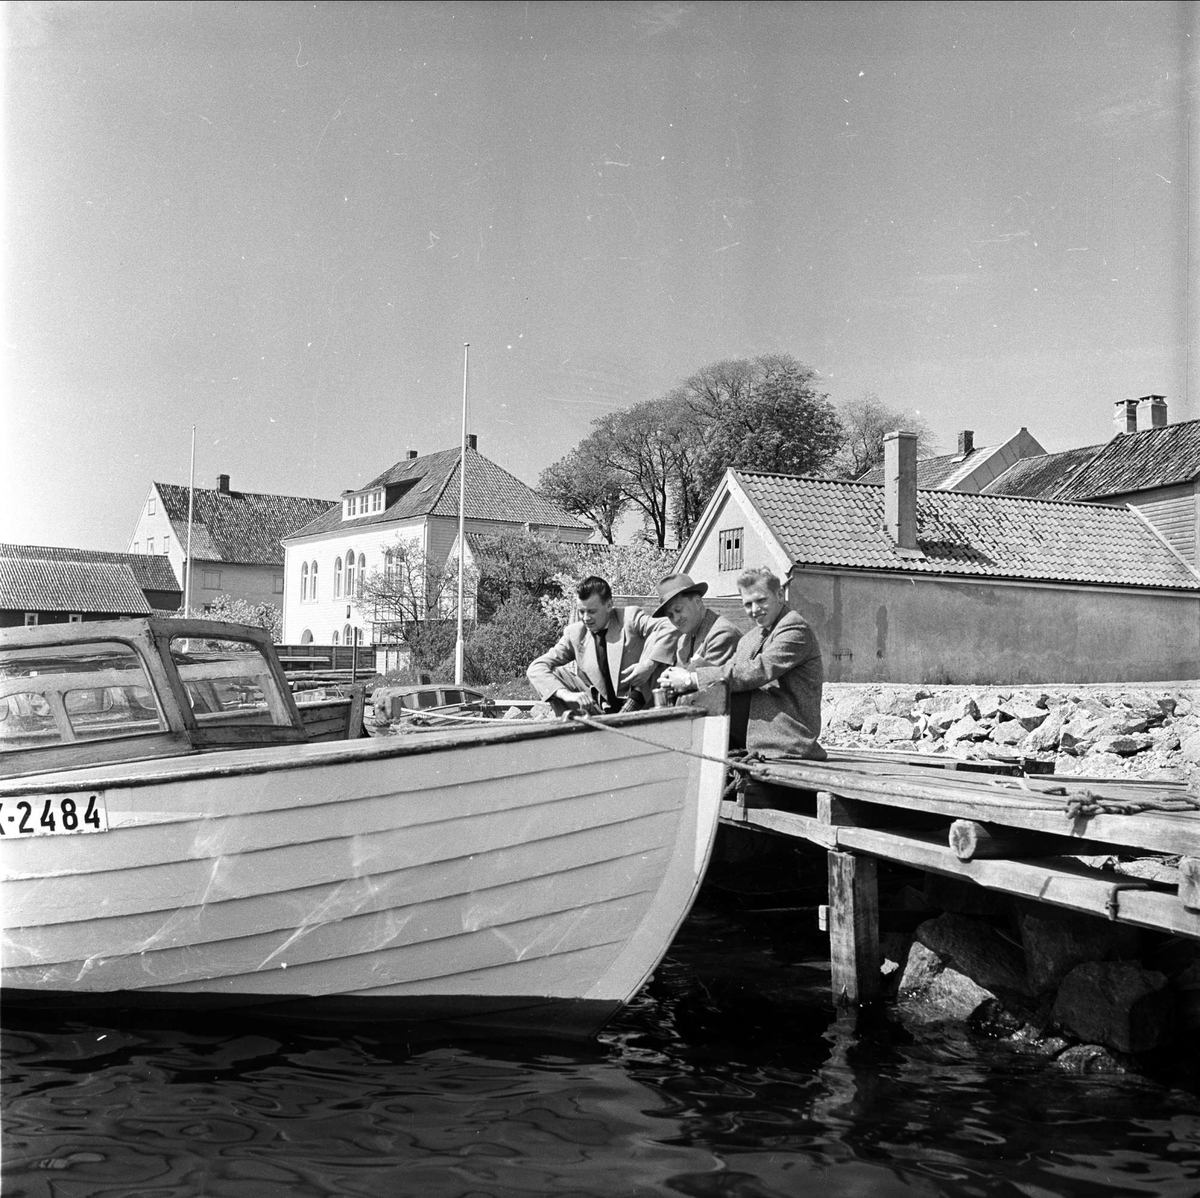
[1107,484,1198,566]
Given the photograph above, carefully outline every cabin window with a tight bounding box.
[0,640,167,750]
[718,528,744,572]
[169,635,293,729]
[357,553,366,597]
[300,562,309,602]
[333,557,343,598]
[309,561,318,600]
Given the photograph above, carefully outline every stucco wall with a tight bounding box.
[781,569,1200,685]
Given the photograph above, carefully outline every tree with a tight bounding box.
[538,445,629,544]
[202,594,283,644]
[463,597,561,683]
[834,392,937,479]
[468,529,575,621]
[540,542,678,628]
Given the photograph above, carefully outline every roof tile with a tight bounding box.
[0,558,153,613]
[0,544,180,593]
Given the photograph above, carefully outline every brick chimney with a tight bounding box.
[957,430,974,456]
[467,433,478,451]
[406,449,418,459]
[1113,399,1138,435]
[216,474,230,494]
[1135,395,1167,432]
[883,430,919,552]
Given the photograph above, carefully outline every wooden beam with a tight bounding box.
[948,819,1114,862]
[1180,857,1200,912]
[827,850,880,1007]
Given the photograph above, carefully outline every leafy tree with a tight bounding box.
[468,529,576,620]
[834,392,937,479]
[463,597,561,683]
[201,594,283,644]
[540,543,678,628]
[538,445,629,544]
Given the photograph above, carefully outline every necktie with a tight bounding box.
[593,630,618,710]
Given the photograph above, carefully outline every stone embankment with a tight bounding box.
[821,682,1200,785]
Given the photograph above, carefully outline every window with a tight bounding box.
[162,539,170,555]
[718,528,744,572]
[147,537,155,554]
[132,542,139,553]
[343,623,353,645]
[309,561,318,600]
[357,553,366,598]
[68,614,83,624]
[148,494,156,515]
[202,570,222,590]
[333,557,343,597]
[273,574,284,594]
[300,629,313,645]
[300,562,309,602]
[384,549,394,583]
[24,613,38,627]
[331,630,340,646]
[345,550,356,599]
[372,490,382,512]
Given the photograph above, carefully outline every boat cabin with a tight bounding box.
[0,618,310,778]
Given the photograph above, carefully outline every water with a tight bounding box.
[5,899,1200,1198]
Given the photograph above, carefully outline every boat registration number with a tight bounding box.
[0,793,108,838]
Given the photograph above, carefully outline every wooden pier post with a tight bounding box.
[826,850,880,1007]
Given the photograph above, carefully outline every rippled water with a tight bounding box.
[5,899,1200,1197]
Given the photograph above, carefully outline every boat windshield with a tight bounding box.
[0,640,167,750]
[169,635,294,728]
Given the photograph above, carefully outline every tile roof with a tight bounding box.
[286,447,587,541]
[858,446,992,488]
[0,558,153,613]
[155,484,335,565]
[0,544,180,593]
[1053,420,1200,500]
[980,444,1106,499]
[733,471,1200,590]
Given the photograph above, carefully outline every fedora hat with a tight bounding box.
[654,572,708,617]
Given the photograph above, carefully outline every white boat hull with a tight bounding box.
[1,710,727,1035]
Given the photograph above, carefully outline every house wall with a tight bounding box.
[761,569,1200,685]
[1098,484,1197,567]
[0,610,145,628]
[680,490,791,593]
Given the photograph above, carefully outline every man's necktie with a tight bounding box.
[593,630,618,710]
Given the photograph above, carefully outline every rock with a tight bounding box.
[946,716,989,743]
[1060,716,1102,755]
[1051,961,1174,1054]
[530,702,557,721]
[1091,734,1155,756]
[1174,695,1194,719]
[976,693,1005,720]
[828,694,878,731]
[968,997,1024,1038]
[898,942,995,1022]
[1001,701,1049,730]
[899,940,944,994]
[875,690,917,716]
[990,720,1027,746]
[916,912,1032,1005]
[1025,706,1067,752]
[1053,1044,1128,1074]
[939,696,979,723]
[875,715,918,742]
[501,706,527,720]
[1181,732,1200,764]
[1018,908,1133,994]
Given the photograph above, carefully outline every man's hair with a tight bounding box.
[577,575,612,603]
[736,566,782,595]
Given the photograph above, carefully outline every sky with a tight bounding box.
[2,1,1196,550]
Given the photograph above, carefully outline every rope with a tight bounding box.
[568,711,757,774]
[992,774,1200,819]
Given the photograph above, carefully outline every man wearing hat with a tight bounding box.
[653,572,741,669]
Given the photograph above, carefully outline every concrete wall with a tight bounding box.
[774,569,1200,685]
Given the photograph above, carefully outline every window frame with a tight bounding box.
[718,527,744,573]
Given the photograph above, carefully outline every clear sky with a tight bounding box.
[2,1,1195,550]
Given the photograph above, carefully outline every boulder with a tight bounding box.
[990,720,1027,747]
[1024,706,1066,753]
[976,693,1005,720]
[875,690,918,716]
[1060,716,1102,755]
[946,716,989,743]
[1091,734,1155,756]
[1018,908,1133,993]
[1052,1044,1128,1074]
[898,942,995,1021]
[1181,731,1200,765]
[916,912,1031,1005]
[1001,700,1049,730]
[875,715,919,743]
[1050,961,1173,1054]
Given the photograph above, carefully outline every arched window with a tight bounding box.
[384,549,394,583]
[357,553,366,598]
[331,629,339,646]
[300,629,313,645]
[300,562,309,602]
[343,623,353,645]
[333,557,343,598]
[345,549,356,599]
[310,560,318,600]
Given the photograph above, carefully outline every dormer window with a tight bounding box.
[343,489,383,519]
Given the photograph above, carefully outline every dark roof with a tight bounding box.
[858,446,992,488]
[1053,420,1200,500]
[0,558,153,613]
[732,471,1200,590]
[980,444,1106,499]
[287,447,587,541]
[0,543,180,593]
[155,484,335,565]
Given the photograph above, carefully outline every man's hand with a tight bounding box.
[659,666,697,694]
[619,660,656,691]
[556,689,600,713]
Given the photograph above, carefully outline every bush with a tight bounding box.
[463,598,560,684]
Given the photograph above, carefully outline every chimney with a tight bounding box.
[406,449,418,460]
[216,474,230,494]
[1135,395,1167,432]
[467,433,478,451]
[1113,399,1138,435]
[883,430,919,553]
[957,430,974,456]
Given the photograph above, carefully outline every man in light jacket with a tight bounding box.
[528,575,677,715]
[660,565,825,759]
[653,572,740,669]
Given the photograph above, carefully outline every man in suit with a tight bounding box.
[660,565,825,759]
[527,575,677,715]
[653,572,740,668]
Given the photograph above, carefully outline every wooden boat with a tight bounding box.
[0,618,728,1036]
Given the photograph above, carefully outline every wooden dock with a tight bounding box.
[719,751,1200,1006]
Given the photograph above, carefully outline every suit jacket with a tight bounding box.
[676,608,740,668]
[695,608,825,759]
[527,606,678,707]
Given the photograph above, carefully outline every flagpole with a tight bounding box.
[454,343,469,684]
[183,425,196,618]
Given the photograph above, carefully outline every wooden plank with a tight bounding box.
[948,819,1115,862]
[827,850,880,1006]
[1180,857,1200,912]
[346,686,365,739]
